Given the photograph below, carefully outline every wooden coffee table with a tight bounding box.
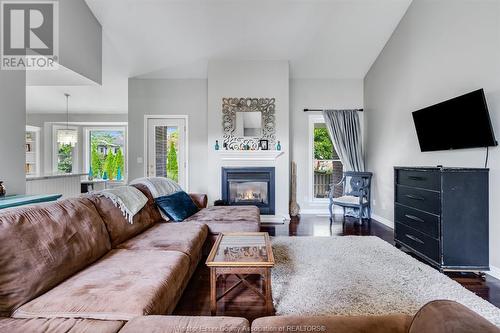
[206,232,275,316]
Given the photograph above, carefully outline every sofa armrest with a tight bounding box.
[189,193,208,209]
[409,300,500,333]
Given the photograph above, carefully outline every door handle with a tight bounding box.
[405,214,425,223]
[405,194,424,201]
[405,234,424,244]
[408,176,426,181]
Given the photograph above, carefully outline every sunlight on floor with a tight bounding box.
[312,224,332,237]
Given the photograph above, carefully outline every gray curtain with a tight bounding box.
[322,110,365,172]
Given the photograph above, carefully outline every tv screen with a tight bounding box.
[412,89,497,152]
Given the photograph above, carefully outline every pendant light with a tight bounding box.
[56,93,78,147]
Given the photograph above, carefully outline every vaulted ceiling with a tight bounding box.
[87,0,412,79]
[27,0,412,113]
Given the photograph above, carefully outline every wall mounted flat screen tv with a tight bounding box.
[412,89,497,152]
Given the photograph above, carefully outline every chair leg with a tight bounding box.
[358,206,363,225]
[328,202,334,226]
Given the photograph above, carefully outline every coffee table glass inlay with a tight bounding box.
[206,232,274,315]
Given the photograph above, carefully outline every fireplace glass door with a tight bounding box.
[222,167,275,215]
[229,181,269,205]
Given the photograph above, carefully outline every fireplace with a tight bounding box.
[222,167,275,215]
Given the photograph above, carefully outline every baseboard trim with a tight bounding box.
[371,214,394,229]
[487,265,500,280]
[300,207,343,215]
[261,215,290,224]
[300,209,329,215]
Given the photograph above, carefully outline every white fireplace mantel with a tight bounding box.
[217,150,284,161]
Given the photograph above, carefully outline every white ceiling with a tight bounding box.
[27,36,129,114]
[27,0,412,114]
[87,0,412,79]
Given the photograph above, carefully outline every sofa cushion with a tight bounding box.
[189,193,208,209]
[0,198,111,316]
[119,315,250,333]
[0,317,124,333]
[89,183,163,247]
[155,191,200,222]
[409,300,500,333]
[13,249,190,321]
[184,206,260,234]
[252,314,412,333]
[116,222,208,263]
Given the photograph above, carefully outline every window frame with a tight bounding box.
[83,126,128,182]
[52,124,79,174]
[308,115,343,203]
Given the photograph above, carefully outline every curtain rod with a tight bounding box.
[303,108,364,112]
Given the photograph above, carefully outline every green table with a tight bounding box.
[0,194,62,210]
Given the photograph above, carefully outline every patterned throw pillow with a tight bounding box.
[155,191,199,222]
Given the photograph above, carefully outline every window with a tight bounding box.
[84,127,127,181]
[309,116,343,200]
[57,143,74,173]
[52,125,78,174]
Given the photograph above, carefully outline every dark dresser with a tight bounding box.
[394,167,489,272]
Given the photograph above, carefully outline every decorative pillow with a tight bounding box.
[155,191,200,222]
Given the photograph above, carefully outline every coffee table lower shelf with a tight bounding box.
[210,266,273,316]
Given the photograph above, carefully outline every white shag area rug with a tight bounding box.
[271,236,500,326]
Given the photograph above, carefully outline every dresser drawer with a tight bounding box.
[396,185,440,214]
[395,204,439,239]
[396,169,440,191]
[396,222,440,264]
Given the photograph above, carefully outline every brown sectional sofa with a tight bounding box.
[0,183,498,333]
[250,300,500,333]
[0,184,260,331]
[1,300,499,333]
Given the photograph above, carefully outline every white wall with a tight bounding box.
[0,0,101,195]
[364,0,500,269]
[26,113,127,175]
[207,60,290,216]
[0,71,26,195]
[128,79,208,193]
[290,79,364,213]
[59,0,102,84]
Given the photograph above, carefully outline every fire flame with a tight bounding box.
[243,190,255,200]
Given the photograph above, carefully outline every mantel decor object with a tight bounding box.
[259,139,269,150]
[222,97,276,150]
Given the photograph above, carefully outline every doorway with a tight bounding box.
[145,116,188,189]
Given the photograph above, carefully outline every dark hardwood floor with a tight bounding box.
[173,214,500,321]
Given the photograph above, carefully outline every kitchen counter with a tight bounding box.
[0,194,62,210]
[26,173,87,198]
[27,173,88,181]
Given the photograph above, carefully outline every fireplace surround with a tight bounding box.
[221,167,275,215]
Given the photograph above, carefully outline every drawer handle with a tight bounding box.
[405,234,425,244]
[408,176,426,181]
[405,214,425,223]
[405,194,425,201]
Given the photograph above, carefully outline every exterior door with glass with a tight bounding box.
[146,117,186,189]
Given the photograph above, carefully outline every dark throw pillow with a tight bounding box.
[155,191,200,222]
